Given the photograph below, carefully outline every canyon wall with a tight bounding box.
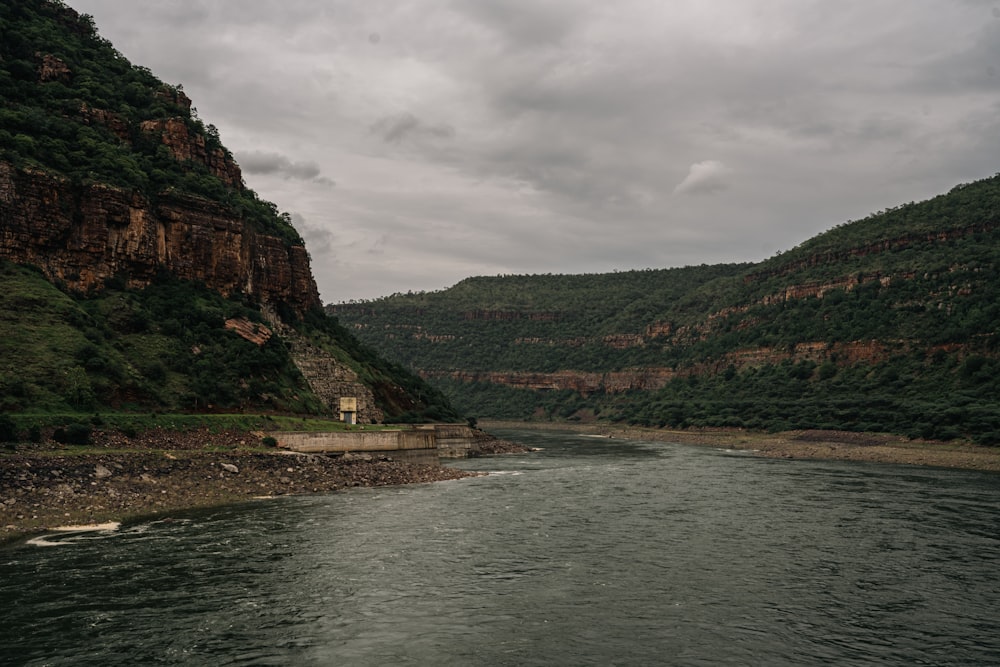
[0,162,320,312]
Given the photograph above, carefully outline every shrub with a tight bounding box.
[261,436,278,448]
[0,414,17,442]
[53,422,92,445]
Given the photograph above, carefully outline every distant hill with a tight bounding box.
[330,175,1000,443]
[0,0,457,423]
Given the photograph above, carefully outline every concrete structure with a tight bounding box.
[274,424,484,465]
[276,428,439,465]
[339,397,358,425]
[433,423,482,458]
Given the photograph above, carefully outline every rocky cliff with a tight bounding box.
[0,162,319,311]
[1,3,320,313]
[0,1,464,423]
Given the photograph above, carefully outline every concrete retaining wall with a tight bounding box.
[277,429,435,453]
[275,424,484,464]
[275,429,440,466]
[433,424,481,458]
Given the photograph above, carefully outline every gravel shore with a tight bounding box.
[8,423,994,543]
[0,428,480,543]
[481,421,1000,472]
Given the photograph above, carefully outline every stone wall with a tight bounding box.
[433,423,488,458]
[276,429,439,466]
[263,313,384,424]
[275,424,487,462]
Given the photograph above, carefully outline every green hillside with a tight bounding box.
[0,0,299,244]
[0,261,457,420]
[333,264,747,373]
[0,262,317,413]
[0,0,458,426]
[331,174,1000,443]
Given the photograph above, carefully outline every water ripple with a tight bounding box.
[3,430,1000,665]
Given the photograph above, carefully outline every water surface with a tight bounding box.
[3,429,999,665]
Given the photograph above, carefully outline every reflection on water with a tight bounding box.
[3,429,1000,665]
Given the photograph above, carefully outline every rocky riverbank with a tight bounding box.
[481,421,1000,472]
[0,428,480,543]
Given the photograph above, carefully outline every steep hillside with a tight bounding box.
[0,0,314,309]
[331,174,1000,443]
[0,0,457,423]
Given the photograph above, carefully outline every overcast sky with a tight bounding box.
[70,0,1000,303]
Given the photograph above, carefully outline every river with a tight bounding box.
[3,428,1000,665]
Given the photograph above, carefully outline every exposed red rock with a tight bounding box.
[224,318,273,346]
[425,339,903,394]
[743,222,1000,283]
[602,333,645,349]
[35,52,71,82]
[77,103,131,141]
[0,162,320,313]
[140,117,243,188]
[425,368,676,395]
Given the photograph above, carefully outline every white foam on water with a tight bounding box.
[26,522,121,547]
[50,522,121,532]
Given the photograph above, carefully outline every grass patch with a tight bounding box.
[1,413,402,444]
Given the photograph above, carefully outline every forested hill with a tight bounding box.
[0,0,457,423]
[330,173,1000,443]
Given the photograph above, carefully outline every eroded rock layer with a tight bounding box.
[0,162,320,312]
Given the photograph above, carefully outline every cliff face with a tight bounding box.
[0,161,320,312]
[425,340,894,396]
[1,38,318,312]
[743,220,1000,284]
[140,116,243,188]
[0,1,467,424]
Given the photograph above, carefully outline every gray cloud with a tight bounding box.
[235,151,334,186]
[674,161,732,196]
[289,212,336,255]
[371,113,456,144]
[451,0,586,49]
[70,0,1000,302]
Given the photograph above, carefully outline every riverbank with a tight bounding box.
[0,428,480,544]
[482,421,1000,472]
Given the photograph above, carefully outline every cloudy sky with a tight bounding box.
[71,0,1000,303]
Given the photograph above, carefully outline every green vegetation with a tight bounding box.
[433,355,1000,445]
[291,308,460,423]
[0,1,461,430]
[0,412,400,444]
[0,262,322,414]
[330,264,747,373]
[0,262,459,424]
[332,174,1000,444]
[0,0,301,245]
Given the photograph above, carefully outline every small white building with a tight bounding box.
[339,397,358,425]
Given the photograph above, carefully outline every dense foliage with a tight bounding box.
[0,0,301,245]
[0,1,462,424]
[0,262,460,422]
[330,265,748,372]
[333,174,1000,443]
[0,262,324,413]
[290,308,460,423]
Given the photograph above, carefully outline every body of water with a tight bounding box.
[3,429,1000,665]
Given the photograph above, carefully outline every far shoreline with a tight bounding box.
[480,421,1000,473]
